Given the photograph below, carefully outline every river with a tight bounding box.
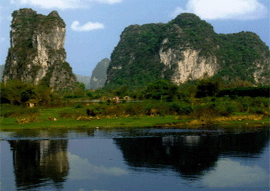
[0,127,269,190]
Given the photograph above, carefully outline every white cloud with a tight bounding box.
[68,152,128,180]
[12,0,122,9]
[96,0,122,4]
[15,0,82,9]
[202,158,268,188]
[172,0,268,20]
[71,21,105,32]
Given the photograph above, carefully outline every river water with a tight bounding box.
[0,127,269,191]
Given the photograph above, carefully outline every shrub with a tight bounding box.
[210,99,239,116]
[143,80,179,101]
[236,97,251,112]
[86,108,96,116]
[124,103,144,116]
[191,106,215,125]
[1,104,39,118]
[249,107,264,114]
[236,97,268,113]
[217,102,238,116]
[65,95,83,99]
[74,104,83,108]
[251,97,269,107]
[217,86,270,98]
[196,78,219,98]
[16,113,40,124]
[169,101,193,115]
[58,107,85,119]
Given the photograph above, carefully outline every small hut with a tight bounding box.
[25,99,38,108]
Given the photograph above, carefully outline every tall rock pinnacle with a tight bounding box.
[2,8,76,90]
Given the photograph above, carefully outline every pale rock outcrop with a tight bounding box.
[160,47,219,85]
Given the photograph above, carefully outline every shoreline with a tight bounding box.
[1,114,269,131]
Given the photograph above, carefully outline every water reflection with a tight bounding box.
[114,131,269,179]
[3,129,269,190]
[201,158,268,188]
[67,152,128,180]
[9,139,69,190]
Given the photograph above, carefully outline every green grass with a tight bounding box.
[1,107,183,130]
[1,115,182,130]
[215,117,270,126]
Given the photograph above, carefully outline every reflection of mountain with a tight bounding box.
[218,132,269,157]
[114,131,269,179]
[9,139,69,190]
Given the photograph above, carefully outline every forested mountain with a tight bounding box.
[105,13,269,89]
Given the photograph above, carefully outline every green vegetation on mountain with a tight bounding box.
[105,13,270,90]
[215,32,270,83]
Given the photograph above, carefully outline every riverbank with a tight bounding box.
[1,96,269,131]
[1,112,269,130]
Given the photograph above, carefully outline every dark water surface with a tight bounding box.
[0,128,269,191]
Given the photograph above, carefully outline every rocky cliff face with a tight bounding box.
[89,58,110,89]
[3,8,76,90]
[106,13,270,88]
[159,46,219,85]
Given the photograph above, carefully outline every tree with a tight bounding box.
[0,80,53,105]
[143,80,179,101]
[195,78,220,98]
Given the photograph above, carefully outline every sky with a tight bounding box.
[0,0,269,76]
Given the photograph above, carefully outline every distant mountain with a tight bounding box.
[89,58,110,89]
[76,74,91,89]
[0,65,4,81]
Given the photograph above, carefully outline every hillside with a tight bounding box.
[106,13,270,89]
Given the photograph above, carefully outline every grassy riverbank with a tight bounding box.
[1,102,269,130]
[1,114,269,131]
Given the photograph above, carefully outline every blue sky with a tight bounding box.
[0,0,269,76]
